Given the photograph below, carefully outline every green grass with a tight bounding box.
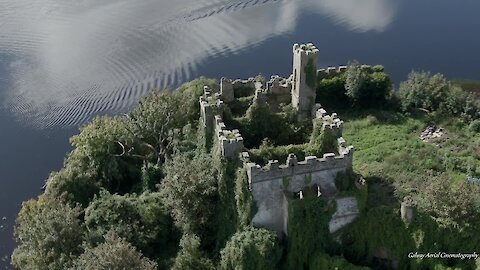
[342,110,480,183]
[338,109,480,230]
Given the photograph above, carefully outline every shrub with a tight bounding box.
[249,141,308,166]
[285,192,334,269]
[469,119,480,133]
[220,226,281,270]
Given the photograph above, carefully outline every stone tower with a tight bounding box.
[291,43,319,118]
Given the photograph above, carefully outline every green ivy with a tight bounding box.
[304,58,317,89]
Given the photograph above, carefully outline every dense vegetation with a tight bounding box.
[12,64,480,270]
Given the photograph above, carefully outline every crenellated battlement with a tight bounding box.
[232,77,256,90]
[313,104,344,137]
[220,77,234,102]
[292,43,318,118]
[316,65,348,78]
[200,86,224,131]
[214,115,244,158]
[266,75,292,95]
[293,43,319,57]
[202,43,359,235]
[246,143,353,184]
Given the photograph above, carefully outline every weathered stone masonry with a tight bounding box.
[200,43,360,235]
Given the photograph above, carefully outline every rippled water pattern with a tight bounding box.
[0,0,400,128]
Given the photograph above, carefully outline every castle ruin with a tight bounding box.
[200,43,360,235]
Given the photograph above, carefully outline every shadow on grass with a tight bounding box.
[365,176,399,208]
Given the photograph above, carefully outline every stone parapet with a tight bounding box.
[316,65,348,78]
[246,145,353,184]
[220,77,234,102]
[232,77,256,90]
[313,104,344,137]
[293,43,319,56]
[266,75,292,95]
[200,86,224,132]
[214,115,244,158]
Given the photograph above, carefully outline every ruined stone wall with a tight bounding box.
[314,105,344,138]
[220,77,234,103]
[232,77,256,89]
[316,65,347,80]
[292,43,318,117]
[266,75,292,96]
[328,197,360,233]
[204,42,362,235]
[317,64,378,80]
[200,86,224,132]
[214,115,244,158]
[244,145,354,234]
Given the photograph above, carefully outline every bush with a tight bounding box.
[306,120,338,157]
[335,169,356,191]
[316,75,348,110]
[285,192,334,269]
[249,141,308,166]
[399,71,449,111]
[316,62,392,110]
[84,191,173,258]
[239,103,310,148]
[469,119,480,133]
[220,226,281,270]
[398,71,480,121]
[70,233,157,270]
[171,234,215,270]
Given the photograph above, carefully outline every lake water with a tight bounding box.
[1,0,480,267]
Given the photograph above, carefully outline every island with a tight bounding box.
[12,43,480,270]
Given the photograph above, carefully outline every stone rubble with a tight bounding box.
[419,125,445,142]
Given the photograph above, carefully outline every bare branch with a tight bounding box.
[113,141,126,157]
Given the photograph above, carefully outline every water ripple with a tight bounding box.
[0,0,397,128]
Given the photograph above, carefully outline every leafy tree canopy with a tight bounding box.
[69,233,157,270]
[44,164,100,207]
[399,71,449,111]
[171,234,215,270]
[68,116,141,193]
[159,151,219,237]
[220,226,281,270]
[84,191,173,258]
[12,196,85,270]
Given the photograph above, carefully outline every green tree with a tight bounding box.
[220,226,281,270]
[69,116,141,193]
[398,71,448,111]
[171,234,215,270]
[12,196,85,270]
[244,103,282,147]
[316,75,348,110]
[345,62,392,107]
[159,151,219,237]
[84,191,173,259]
[175,77,219,122]
[128,91,189,166]
[345,61,367,104]
[140,162,163,192]
[70,233,157,270]
[306,120,337,156]
[43,164,100,207]
[416,175,480,225]
[286,194,333,270]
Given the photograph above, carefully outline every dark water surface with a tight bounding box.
[1,0,480,267]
